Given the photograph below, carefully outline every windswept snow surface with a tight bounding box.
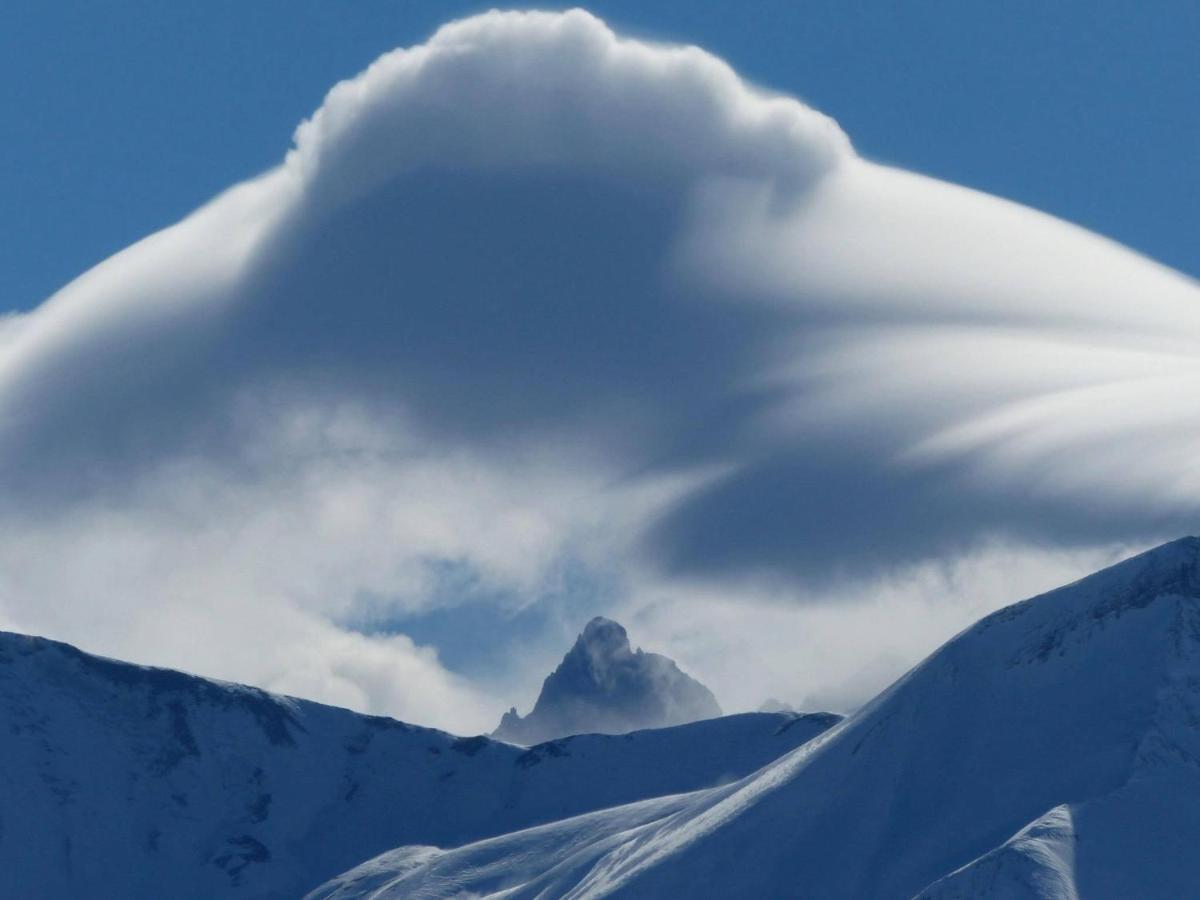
[0,631,835,899]
[314,537,1200,899]
[916,771,1200,900]
[494,617,722,745]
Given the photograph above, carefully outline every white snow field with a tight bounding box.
[0,632,834,899]
[311,537,1200,900]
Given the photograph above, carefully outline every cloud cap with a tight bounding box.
[1,9,1199,731]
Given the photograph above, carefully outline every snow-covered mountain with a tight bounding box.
[0,630,834,899]
[314,537,1200,899]
[758,698,796,714]
[494,616,722,745]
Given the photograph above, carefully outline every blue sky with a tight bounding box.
[4,1,1197,311]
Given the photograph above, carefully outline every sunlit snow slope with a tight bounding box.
[313,537,1200,900]
[0,632,835,899]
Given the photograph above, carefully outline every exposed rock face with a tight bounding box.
[493,617,721,745]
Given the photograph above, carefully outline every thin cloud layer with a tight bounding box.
[1,9,1197,729]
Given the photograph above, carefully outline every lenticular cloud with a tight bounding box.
[1,9,1198,728]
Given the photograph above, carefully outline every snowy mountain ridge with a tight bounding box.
[314,537,1200,899]
[0,629,834,899]
[493,616,722,745]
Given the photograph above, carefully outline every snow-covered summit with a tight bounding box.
[0,628,830,899]
[493,616,721,745]
[320,537,1200,899]
[757,697,796,714]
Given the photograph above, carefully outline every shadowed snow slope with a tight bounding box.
[312,537,1200,899]
[493,617,722,745]
[0,632,835,899]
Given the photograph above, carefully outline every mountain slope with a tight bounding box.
[315,537,1200,899]
[494,617,721,745]
[0,631,834,899]
[916,769,1200,900]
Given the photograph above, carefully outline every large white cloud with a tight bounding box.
[1,9,1197,731]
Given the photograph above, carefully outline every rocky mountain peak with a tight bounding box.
[492,617,721,745]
